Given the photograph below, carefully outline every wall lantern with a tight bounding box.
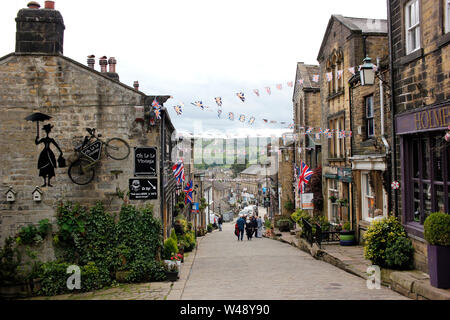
[360,56,375,86]
[5,186,16,202]
[32,187,43,202]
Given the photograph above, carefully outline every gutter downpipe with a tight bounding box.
[378,57,390,155]
[387,0,398,216]
[160,108,166,240]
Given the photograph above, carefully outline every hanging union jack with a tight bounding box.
[184,180,193,204]
[297,161,313,194]
[172,160,185,185]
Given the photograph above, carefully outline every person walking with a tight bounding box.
[251,216,258,238]
[236,214,245,241]
[218,214,223,231]
[245,216,253,240]
[256,216,263,238]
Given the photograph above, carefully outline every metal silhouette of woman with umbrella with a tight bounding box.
[35,123,63,187]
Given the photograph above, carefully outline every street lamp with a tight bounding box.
[360,56,375,86]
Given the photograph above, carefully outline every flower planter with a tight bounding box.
[339,230,355,246]
[165,271,179,282]
[427,244,450,289]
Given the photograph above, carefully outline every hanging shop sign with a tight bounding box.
[337,168,352,182]
[129,178,158,200]
[192,202,199,213]
[81,141,102,161]
[134,147,157,176]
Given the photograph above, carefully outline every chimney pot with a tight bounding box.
[108,57,117,73]
[133,81,139,91]
[99,56,108,73]
[44,1,55,9]
[27,1,41,9]
[87,55,95,69]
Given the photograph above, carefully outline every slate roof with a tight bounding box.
[240,164,265,176]
[293,62,320,102]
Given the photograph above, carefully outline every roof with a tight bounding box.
[240,164,265,176]
[293,62,320,102]
[317,15,387,60]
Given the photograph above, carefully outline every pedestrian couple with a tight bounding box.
[235,214,263,241]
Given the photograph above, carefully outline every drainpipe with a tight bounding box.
[387,0,398,217]
[160,106,165,239]
[378,57,390,155]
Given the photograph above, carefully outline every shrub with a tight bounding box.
[342,221,351,231]
[81,262,112,292]
[183,232,196,252]
[364,216,413,269]
[283,200,294,213]
[385,237,414,270]
[424,212,450,246]
[170,229,178,243]
[0,237,22,284]
[290,209,308,224]
[264,219,273,229]
[207,224,213,233]
[276,218,293,232]
[38,261,72,296]
[163,238,178,260]
[125,260,167,283]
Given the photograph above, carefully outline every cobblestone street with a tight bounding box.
[177,221,408,300]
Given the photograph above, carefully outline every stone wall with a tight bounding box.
[0,54,163,249]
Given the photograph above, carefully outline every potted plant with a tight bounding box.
[328,195,337,203]
[276,218,292,232]
[164,263,179,282]
[424,212,450,289]
[339,221,355,246]
[337,198,348,207]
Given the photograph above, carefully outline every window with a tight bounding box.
[328,179,339,223]
[405,0,421,54]
[361,172,375,221]
[406,132,449,225]
[445,0,450,33]
[365,95,375,138]
[328,117,345,159]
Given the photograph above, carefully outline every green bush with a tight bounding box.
[180,232,196,252]
[125,260,167,283]
[424,212,450,246]
[80,262,112,292]
[385,237,414,270]
[207,224,213,233]
[342,221,351,231]
[15,219,52,246]
[290,209,308,224]
[0,237,22,284]
[38,261,72,296]
[264,219,273,229]
[276,218,293,231]
[364,216,413,269]
[170,229,178,243]
[163,238,178,260]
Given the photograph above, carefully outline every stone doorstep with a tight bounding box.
[274,233,450,300]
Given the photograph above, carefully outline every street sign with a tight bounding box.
[301,193,314,210]
[192,202,199,213]
[129,178,158,200]
[134,147,157,176]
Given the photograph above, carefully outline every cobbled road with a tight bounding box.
[180,220,408,300]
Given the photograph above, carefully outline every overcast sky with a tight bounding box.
[1,0,387,137]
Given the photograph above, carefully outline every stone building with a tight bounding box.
[317,15,388,226]
[292,62,321,209]
[0,3,177,248]
[278,137,295,216]
[387,0,449,272]
[347,28,392,242]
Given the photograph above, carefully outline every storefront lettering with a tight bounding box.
[414,106,449,130]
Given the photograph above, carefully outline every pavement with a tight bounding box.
[272,229,450,300]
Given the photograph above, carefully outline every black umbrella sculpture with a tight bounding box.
[25,112,52,139]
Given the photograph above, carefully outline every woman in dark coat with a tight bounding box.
[245,217,253,240]
[36,124,63,187]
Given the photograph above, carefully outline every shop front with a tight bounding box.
[396,104,449,238]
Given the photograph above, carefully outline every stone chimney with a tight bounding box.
[87,55,95,69]
[99,56,108,73]
[15,1,65,54]
[133,81,139,91]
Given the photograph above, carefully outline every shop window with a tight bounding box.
[362,172,375,221]
[405,0,421,54]
[406,133,449,225]
[365,95,375,138]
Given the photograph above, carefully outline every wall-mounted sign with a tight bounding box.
[396,105,449,135]
[337,168,352,182]
[192,202,199,213]
[301,193,314,210]
[134,147,157,176]
[129,178,158,200]
[81,141,102,161]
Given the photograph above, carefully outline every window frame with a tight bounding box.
[445,0,450,33]
[405,0,421,54]
[361,172,376,222]
[328,179,339,223]
[365,95,375,138]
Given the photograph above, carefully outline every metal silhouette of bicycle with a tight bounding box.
[68,128,130,185]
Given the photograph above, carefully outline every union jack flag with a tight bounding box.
[265,87,271,95]
[288,123,294,129]
[228,112,234,121]
[215,97,222,107]
[248,117,255,125]
[276,84,282,90]
[287,81,293,87]
[236,92,245,102]
[306,127,313,134]
[312,75,320,82]
[326,72,333,82]
[239,114,245,122]
[172,160,185,185]
[184,180,193,204]
[217,109,222,118]
[263,119,268,123]
[191,101,204,110]
[173,105,182,115]
[253,89,260,97]
[297,161,313,194]
[297,79,304,85]
[152,99,162,119]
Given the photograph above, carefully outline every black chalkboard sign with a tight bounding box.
[129,178,158,200]
[134,147,157,176]
[81,141,102,161]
